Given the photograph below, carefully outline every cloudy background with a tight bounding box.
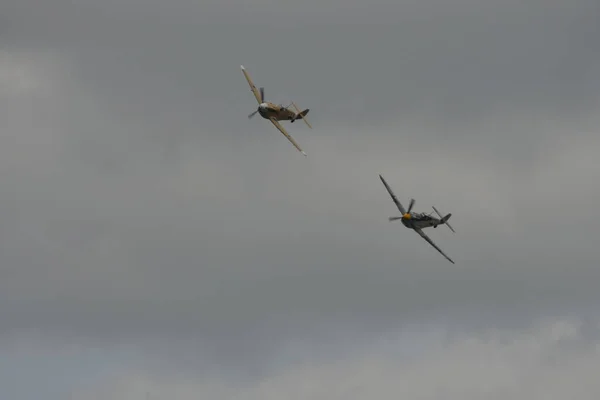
[1,0,600,398]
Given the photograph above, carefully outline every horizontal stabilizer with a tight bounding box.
[291,102,312,129]
[433,206,455,233]
[296,109,309,118]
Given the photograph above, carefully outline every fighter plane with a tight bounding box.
[241,65,311,156]
[379,174,456,264]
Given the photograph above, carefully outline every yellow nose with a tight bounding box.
[402,213,411,219]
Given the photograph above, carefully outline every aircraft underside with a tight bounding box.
[402,219,438,229]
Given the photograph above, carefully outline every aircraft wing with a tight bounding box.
[269,117,307,156]
[379,175,406,214]
[413,228,455,264]
[240,65,262,104]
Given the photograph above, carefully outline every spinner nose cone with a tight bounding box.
[259,103,268,110]
[402,213,411,220]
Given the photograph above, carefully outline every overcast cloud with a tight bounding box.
[0,0,600,398]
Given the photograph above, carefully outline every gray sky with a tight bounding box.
[1,0,600,398]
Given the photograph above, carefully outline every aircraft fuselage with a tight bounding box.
[258,102,297,121]
[401,216,442,230]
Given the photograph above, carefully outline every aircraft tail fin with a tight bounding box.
[433,206,455,232]
[291,102,312,129]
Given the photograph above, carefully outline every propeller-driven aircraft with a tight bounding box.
[241,65,311,156]
[379,174,455,264]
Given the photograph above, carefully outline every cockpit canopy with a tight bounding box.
[410,212,433,221]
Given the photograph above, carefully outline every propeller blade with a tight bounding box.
[388,216,403,221]
[260,87,264,102]
[407,198,415,213]
[248,110,258,119]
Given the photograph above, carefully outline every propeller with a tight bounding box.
[405,199,415,215]
[248,87,265,119]
[389,198,416,222]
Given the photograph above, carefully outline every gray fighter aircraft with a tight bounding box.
[379,174,455,264]
[241,65,311,156]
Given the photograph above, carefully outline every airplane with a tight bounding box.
[241,65,311,156]
[379,174,456,264]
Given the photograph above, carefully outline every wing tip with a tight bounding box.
[240,65,245,70]
[302,151,307,157]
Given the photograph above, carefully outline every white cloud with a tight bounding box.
[76,318,600,400]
